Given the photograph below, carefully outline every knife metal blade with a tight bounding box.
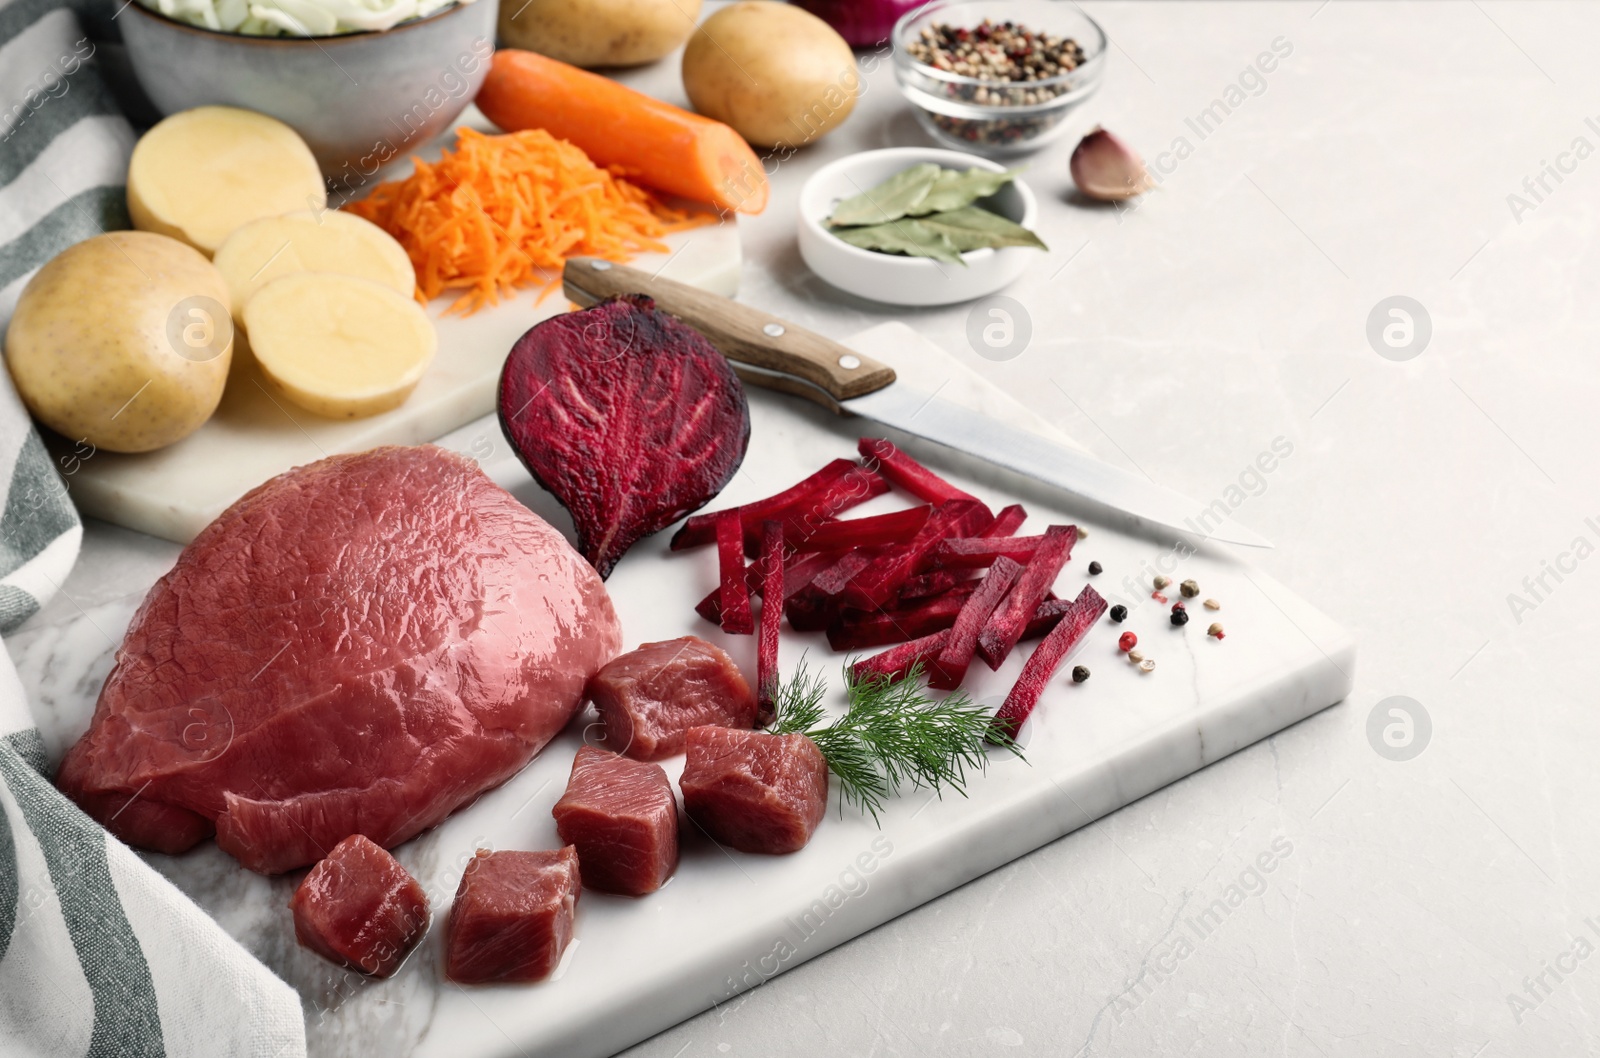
[844,382,1273,549]
[561,258,1273,549]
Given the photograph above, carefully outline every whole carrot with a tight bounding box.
[476,49,770,215]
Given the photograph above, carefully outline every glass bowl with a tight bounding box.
[893,0,1107,157]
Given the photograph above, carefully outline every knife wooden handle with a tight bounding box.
[562,258,896,407]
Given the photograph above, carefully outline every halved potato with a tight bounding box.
[214,210,416,326]
[243,272,435,419]
[128,106,326,256]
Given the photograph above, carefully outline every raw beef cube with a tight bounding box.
[288,834,430,978]
[445,848,581,984]
[679,727,829,855]
[553,747,679,896]
[587,637,757,760]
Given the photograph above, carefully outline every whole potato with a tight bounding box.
[499,0,701,68]
[6,231,233,453]
[683,2,859,150]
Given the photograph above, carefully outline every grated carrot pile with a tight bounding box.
[344,127,713,316]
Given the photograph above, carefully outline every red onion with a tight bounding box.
[790,0,925,48]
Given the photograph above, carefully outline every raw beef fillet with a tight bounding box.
[587,636,756,760]
[446,847,581,984]
[552,746,678,896]
[678,727,829,855]
[55,445,622,874]
[289,834,429,977]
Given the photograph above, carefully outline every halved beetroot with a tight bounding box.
[500,295,750,578]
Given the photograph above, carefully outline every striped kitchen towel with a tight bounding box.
[0,0,115,630]
[1,1,309,1055]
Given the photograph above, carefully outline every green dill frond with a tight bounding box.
[766,658,828,735]
[763,658,1024,824]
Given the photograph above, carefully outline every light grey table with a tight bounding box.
[19,2,1597,1055]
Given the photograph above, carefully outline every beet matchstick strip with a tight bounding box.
[786,548,884,631]
[695,550,835,624]
[826,586,979,651]
[900,503,1028,600]
[841,501,992,610]
[976,524,1078,669]
[858,438,982,506]
[769,464,892,553]
[716,510,754,634]
[899,571,981,601]
[934,534,1047,570]
[756,521,784,724]
[850,630,953,683]
[673,458,886,551]
[987,586,1108,742]
[929,557,1025,690]
[674,459,853,550]
[1021,597,1075,640]
[788,505,931,553]
[986,503,1028,537]
[845,594,1078,652]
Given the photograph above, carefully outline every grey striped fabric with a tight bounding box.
[0,1,308,1054]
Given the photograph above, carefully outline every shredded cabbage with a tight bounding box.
[141,0,470,36]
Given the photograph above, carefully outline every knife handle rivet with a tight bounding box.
[590,260,612,271]
[762,322,785,337]
[838,354,861,370]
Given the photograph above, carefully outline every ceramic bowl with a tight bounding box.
[797,147,1040,307]
[893,0,1106,157]
[120,0,497,179]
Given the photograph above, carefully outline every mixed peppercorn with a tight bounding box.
[905,19,1089,148]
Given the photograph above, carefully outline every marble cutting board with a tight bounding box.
[9,323,1355,1058]
[46,105,743,546]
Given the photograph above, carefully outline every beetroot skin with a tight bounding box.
[499,295,751,578]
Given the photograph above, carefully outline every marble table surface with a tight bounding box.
[13,1,1600,1054]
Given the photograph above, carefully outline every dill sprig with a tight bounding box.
[768,659,1023,823]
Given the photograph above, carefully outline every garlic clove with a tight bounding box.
[1070,127,1153,201]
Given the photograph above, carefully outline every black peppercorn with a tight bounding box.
[1088,561,1103,575]
[1170,609,1190,627]
[1109,604,1128,623]
[1071,665,1090,683]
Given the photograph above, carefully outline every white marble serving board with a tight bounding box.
[9,324,1354,1058]
[49,106,743,545]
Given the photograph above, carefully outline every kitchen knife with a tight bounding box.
[562,258,1273,549]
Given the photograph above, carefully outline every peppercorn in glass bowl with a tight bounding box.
[893,0,1107,157]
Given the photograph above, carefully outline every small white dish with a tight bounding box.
[797,146,1040,308]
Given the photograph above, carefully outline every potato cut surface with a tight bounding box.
[128,106,327,255]
[243,272,436,419]
[215,210,416,324]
